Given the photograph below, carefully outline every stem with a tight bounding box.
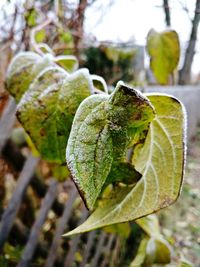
[30,18,52,55]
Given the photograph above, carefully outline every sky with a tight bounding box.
[84,0,200,75]
[0,0,199,75]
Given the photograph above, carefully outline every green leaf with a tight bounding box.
[35,29,46,43]
[105,162,141,185]
[26,9,37,27]
[135,215,172,264]
[6,52,55,102]
[91,74,108,93]
[146,237,171,264]
[51,164,69,182]
[66,83,154,210]
[66,94,112,209]
[64,93,186,236]
[147,29,180,84]
[54,55,78,72]
[130,236,171,266]
[37,43,54,54]
[103,222,131,238]
[17,68,92,164]
[136,214,160,238]
[66,82,155,210]
[130,238,148,267]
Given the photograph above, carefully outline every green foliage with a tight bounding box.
[131,215,172,266]
[17,67,92,164]
[83,47,113,81]
[66,82,155,210]
[54,55,78,72]
[0,243,23,266]
[90,74,108,93]
[83,46,136,84]
[35,29,46,43]
[6,50,186,241]
[147,29,180,85]
[65,91,186,235]
[25,9,37,27]
[103,222,131,238]
[6,52,58,102]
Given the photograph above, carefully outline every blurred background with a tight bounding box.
[0,1,200,266]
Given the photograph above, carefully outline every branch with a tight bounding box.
[163,0,171,27]
[30,18,53,55]
[179,0,200,84]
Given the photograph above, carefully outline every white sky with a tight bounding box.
[84,0,200,74]
[0,0,199,74]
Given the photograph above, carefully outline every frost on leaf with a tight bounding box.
[65,90,186,236]
[17,68,92,164]
[6,52,56,102]
[66,82,155,210]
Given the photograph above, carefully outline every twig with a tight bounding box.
[30,18,53,55]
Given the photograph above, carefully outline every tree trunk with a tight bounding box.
[163,0,171,27]
[179,0,200,85]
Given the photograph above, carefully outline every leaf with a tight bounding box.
[66,94,112,209]
[66,82,155,210]
[17,68,92,164]
[105,162,141,185]
[91,74,108,93]
[64,93,186,236]
[134,215,172,264]
[26,9,37,27]
[136,214,172,263]
[130,235,171,266]
[35,29,46,43]
[147,29,180,84]
[51,164,69,182]
[136,214,160,238]
[130,237,148,267]
[54,55,78,72]
[37,43,54,54]
[146,237,171,264]
[6,52,55,102]
[103,222,131,238]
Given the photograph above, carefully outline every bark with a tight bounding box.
[179,0,200,85]
[163,0,171,27]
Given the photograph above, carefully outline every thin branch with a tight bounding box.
[177,0,193,22]
[30,18,53,55]
[179,0,200,84]
[163,0,171,27]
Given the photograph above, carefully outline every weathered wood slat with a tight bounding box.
[100,235,115,267]
[64,209,88,267]
[17,179,59,267]
[79,230,97,267]
[45,186,78,267]
[109,237,121,267]
[0,154,39,251]
[2,139,64,216]
[0,97,16,152]
[90,232,107,267]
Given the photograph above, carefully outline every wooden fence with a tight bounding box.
[0,97,123,267]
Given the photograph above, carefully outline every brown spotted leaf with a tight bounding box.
[17,68,92,164]
[64,93,186,235]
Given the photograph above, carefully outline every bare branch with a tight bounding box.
[163,0,171,27]
[179,0,200,84]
